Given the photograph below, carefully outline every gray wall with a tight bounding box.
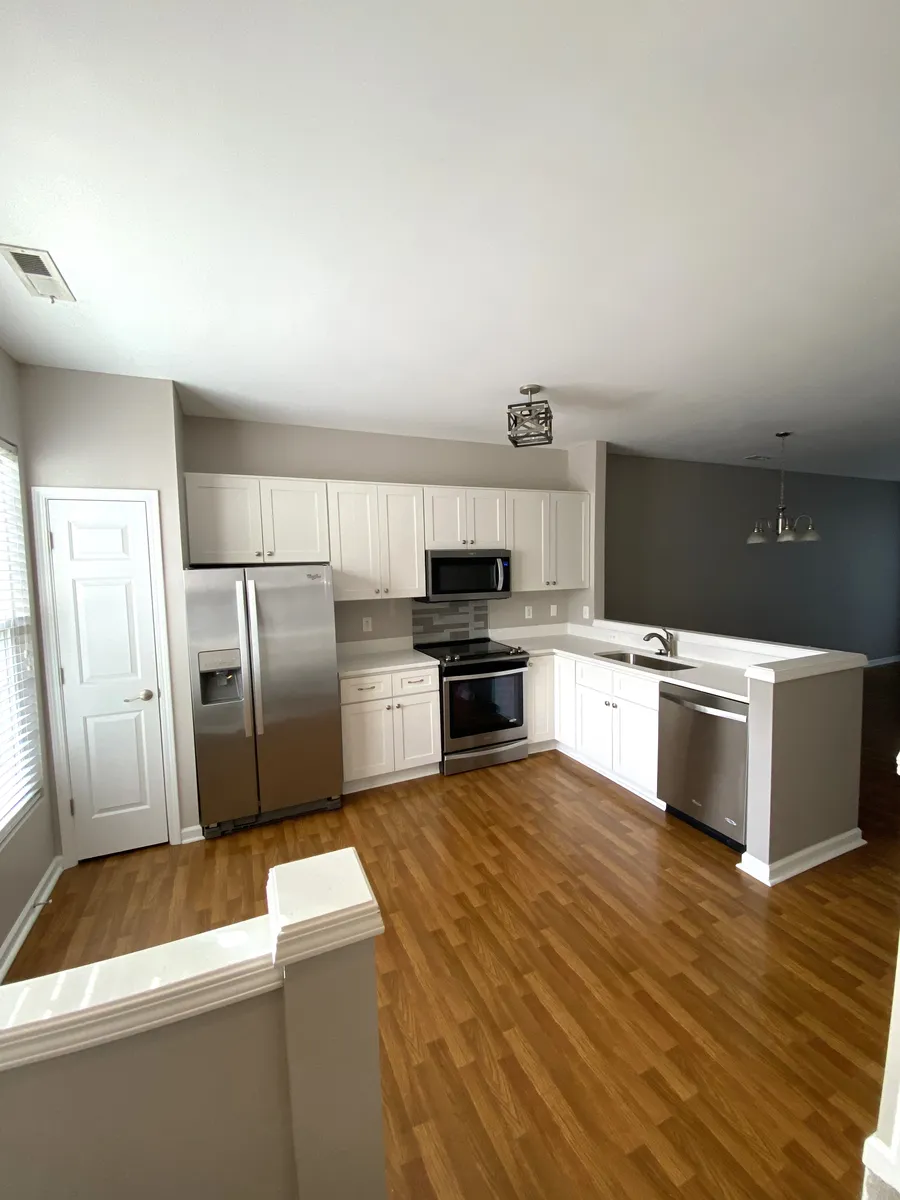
[0,348,58,957]
[566,440,607,625]
[606,454,900,659]
[0,990,300,1200]
[183,414,572,488]
[21,367,199,831]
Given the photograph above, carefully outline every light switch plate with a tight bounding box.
[362,616,373,633]
[582,606,590,620]
[550,604,557,617]
[524,605,533,620]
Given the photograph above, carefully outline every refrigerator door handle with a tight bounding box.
[247,579,265,736]
[235,580,253,738]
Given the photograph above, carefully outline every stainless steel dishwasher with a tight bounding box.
[657,683,749,849]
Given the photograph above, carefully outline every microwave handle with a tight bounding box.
[495,557,506,591]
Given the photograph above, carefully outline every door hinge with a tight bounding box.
[49,530,55,550]
[69,796,75,817]
[59,666,65,686]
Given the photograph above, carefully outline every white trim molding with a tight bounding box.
[180,825,204,844]
[738,828,866,886]
[864,1135,900,1194]
[341,762,439,795]
[0,855,63,981]
[31,487,181,864]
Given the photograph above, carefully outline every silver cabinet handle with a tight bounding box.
[255,551,263,557]
[384,588,389,594]
[611,702,618,709]
[604,700,610,707]
[236,580,253,738]
[407,678,425,684]
[691,799,703,807]
[395,702,402,708]
[374,588,380,594]
[386,704,392,710]
[266,550,274,556]
[552,580,557,585]
[725,817,737,826]
[247,579,264,736]
[545,581,550,586]
[358,684,376,691]
[125,689,153,702]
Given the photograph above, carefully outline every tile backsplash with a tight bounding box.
[412,600,488,644]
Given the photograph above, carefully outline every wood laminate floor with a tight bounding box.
[9,667,900,1198]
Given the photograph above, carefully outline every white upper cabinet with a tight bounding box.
[506,489,590,592]
[551,491,591,590]
[466,489,507,549]
[424,486,506,549]
[259,478,330,563]
[378,484,425,598]
[185,474,264,564]
[424,487,467,548]
[505,490,550,591]
[327,482,382,600]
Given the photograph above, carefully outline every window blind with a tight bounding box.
[0,439,41,829]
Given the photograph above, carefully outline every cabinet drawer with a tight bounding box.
[613,671,659,710]
[393,667,439,696]
[340,674,392,704]
[574,661,613,694]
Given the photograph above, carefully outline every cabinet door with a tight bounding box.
[185,473,263,564]
[526,656,555,743]
[505,491,550,592]
[342,699,394,782]
[575,684,613,771]
[467,488,507,549]
[424,487,467,548]
[554,656,576,748]
[260,478,330,563]
[612,698,658,795]
[393,693,441,770]
[378,485,425,599]
[550,492,591,590]
[327,481,382,600]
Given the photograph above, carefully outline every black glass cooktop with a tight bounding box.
[416,638,526,664]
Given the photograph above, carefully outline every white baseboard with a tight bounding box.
[868,655,900,668]
[0,855,64,981]
[180,825,204,844]
[864,1135,900,1193]
[342,763,440,795]
[738,827,866,886]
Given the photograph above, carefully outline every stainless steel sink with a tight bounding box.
[595,651,693,672]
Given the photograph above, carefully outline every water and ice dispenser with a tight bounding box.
[197,649,244,705]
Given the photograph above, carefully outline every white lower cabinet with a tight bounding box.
[554,656,576,748]
[341,670,441,785]
[342,698,395,782]
[575,684,614,771]
[393,693,441,770]
[611,697,658,794]
[526,656,555,743]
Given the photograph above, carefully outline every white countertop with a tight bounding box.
[515,634,749,701]
[337,645,438,678]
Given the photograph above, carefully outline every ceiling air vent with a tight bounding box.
[0,244,75,302]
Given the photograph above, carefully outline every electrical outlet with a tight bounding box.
[362,616,373,633]
[582,606,590,620]
[550,604,558,617]
[524,605,533,620]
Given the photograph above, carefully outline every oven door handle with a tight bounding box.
[445,667,528,683]
[494,557,506,591]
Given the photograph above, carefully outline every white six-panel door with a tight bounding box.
[48,498,169,859]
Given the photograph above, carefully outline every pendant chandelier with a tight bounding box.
[746,432,820,544]
[508,384,552,447]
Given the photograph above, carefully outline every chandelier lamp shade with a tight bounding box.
[746,432,821,544]
[508,384,552,447]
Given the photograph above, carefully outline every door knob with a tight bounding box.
[125,689,154,702]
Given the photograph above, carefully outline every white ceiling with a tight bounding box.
[3,1,900,478]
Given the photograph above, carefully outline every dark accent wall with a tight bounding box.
[605,454,900,660]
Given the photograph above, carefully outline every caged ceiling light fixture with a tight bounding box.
[508,384,552,447]
[746,432,821,545]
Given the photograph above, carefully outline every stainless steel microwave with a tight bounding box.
[422,549,511,601]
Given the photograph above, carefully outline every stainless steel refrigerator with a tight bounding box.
[185,565,343,835]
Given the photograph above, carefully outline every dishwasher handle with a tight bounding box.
[660,694,747,723]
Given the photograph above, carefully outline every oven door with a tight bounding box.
[425,550,511,601]
[442,666,527,752]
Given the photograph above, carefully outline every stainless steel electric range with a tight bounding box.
[417,638,530,775]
